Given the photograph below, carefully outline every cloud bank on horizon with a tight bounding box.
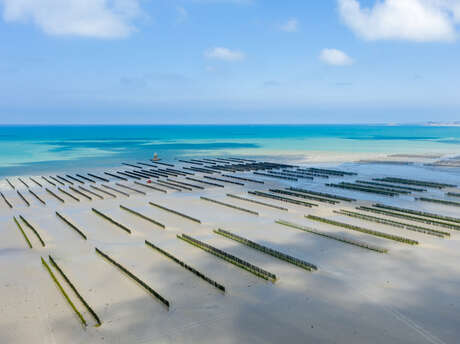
[0,0,459,124]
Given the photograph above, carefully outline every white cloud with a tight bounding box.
[319,48,353,66]
[204,47,245,61]
[176,6,188,23]
[338,0,460,42]
[280,18,299,32]
[0,0,142,38]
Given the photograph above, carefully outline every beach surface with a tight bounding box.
[1,157,460,344]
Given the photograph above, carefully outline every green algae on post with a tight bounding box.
[16,190,30,206]
[306,215,418,245]
[95,248,170,308]
[69,186,92,200]
[266,171,313,180]
[373,177,455,189]
[78,185,104,199]
[57,187,80,202]
[18,177,29,188]
[149,202,201,223]
[45,188,65,203]
[0,191,13,208]
[119,205,165,229]
[416,197,460,207]
[29,177,43,187]
[269,189,338,204]
[185,177,224,188]
[221,174,264,184]
[76,174,95,183]
[166,178,205,189]
[29,189,46,205]
[41,257,87,327]
[373,204,460,224]
[214,229,317,272]
[204,176,245,185]
[149,180,183,192]
[276,219,388,253]
[325,183,398,197]
[115,182,147,195]
[104,172,128,181]
[253,172,297,181]
[13,216,32,249]
[334,210,448,237]
[92,208,132,234]
[248,191,317,208]
[48,255,102,326]
[157,180,191,191]
[177,233,276,282]
[56,211,87,240]
[101,184,130,196]
[357,206,460,231]
[66,175,85,184]
[55,175,71,185]
[288,187,356,202]
[19,215,45,247]
[90,185,117,198]
[5,178,15,190]
[145,240,225,292]
[133,181,167,193]
[297,167,357,176]
[226,194,288,211]
[200,196,259,215]
[41,176,56,186]
[355,180,426,192]
[87,173,109,182]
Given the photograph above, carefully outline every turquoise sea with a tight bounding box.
[1,125,459,177]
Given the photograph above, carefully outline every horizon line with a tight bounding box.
[0,122,452,126]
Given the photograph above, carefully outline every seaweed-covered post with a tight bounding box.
[13,216,32,248]
[56,211,88,240]
[145,240,225,292]
[41,257,87,327]
[95,248,170,308]
[48,255,102,326]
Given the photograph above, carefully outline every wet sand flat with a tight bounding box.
[1,158,459,344]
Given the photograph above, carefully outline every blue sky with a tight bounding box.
[1,0,460,124]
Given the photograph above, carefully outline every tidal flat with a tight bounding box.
[1,157,459,344]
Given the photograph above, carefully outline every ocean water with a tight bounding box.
[1,125,459,177]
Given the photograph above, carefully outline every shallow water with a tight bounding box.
[1,124,459,177]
